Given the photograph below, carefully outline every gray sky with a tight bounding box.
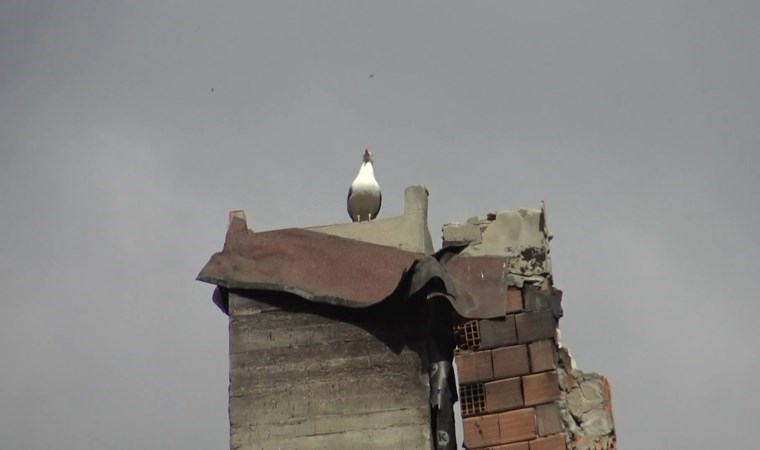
[1,2,758,448]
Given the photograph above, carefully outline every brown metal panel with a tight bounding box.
[441,254,512,319]
[198,222,418,307]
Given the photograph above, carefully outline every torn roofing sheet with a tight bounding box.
[197,217,420,307]
[409,251,512,319]
[198,216,519,318]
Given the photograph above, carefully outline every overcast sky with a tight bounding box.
[1,2,759,449]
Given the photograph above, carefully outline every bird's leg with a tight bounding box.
[368,212,373,221]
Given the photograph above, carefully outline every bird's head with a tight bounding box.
[363,149,374,164]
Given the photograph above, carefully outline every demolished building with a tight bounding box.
[197,186,616,449]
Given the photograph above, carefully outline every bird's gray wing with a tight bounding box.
[346,186,355,221]
[372,191,382,219]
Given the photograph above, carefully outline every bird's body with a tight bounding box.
[347,149,382,222]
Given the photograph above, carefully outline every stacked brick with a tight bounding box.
[454,285,567,450]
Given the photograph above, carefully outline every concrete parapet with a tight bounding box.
[309,185,434,255]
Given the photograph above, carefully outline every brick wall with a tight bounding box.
[454,283,617,450]
[455,285,568,450]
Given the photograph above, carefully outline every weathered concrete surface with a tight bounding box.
[557,352,617,450]
[441,221,481,247]
[443,204,552,278]
[309,185,434,255]
[228,291,431,450]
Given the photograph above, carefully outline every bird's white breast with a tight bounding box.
[351,164,379,190]
[348,162,381,221]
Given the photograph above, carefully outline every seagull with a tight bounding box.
[347,149,382,222]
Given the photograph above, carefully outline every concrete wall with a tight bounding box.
[227,291,431,450]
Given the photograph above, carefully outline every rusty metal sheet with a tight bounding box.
[443,254,511,318]
[199,217,523,319]
[408,251,512,319]
[197,217,420,308]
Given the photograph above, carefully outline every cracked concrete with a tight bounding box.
[443,206,552,278]
[557,349,616,450]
